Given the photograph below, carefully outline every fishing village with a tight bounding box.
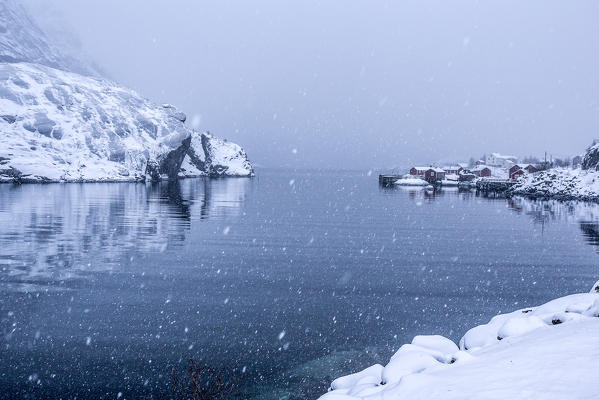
[379,152,580,196]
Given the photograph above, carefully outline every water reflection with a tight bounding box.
[507,196,599,250]
[0,178,250,290]
[390,185,475,201]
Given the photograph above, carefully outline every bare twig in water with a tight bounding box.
[171,358,238,400]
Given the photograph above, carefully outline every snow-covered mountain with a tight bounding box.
[0,0,253,183]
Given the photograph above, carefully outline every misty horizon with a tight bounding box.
[21,0,599,169]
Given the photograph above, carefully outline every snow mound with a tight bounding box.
[318,282,599,400]
[394,177,429,186]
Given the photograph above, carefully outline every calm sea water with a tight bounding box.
[1,169,598,399]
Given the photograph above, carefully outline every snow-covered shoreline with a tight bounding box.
[510,168,599,202]
[318,281,599,400]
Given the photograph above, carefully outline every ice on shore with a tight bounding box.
[318,282,599,400]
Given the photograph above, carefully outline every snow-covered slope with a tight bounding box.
[0,62,191,182]
[509,144,599,200]
[511,168,599,200]
[0,0,96,76]
[0,0,253,183]
[319,282,599,400]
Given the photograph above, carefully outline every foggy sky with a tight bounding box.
[23,0,599,170]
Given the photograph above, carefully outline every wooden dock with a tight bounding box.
[379,174,402,187]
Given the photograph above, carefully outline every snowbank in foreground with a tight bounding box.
[318,281,599,400]
[511,168,599,201]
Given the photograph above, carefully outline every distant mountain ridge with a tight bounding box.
[0,0,253,183]
[0,0,97,76]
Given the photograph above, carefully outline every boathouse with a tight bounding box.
[409,167,445,182]
[471,166,491,177]
[509,168,524,180]
[509,164,538,180]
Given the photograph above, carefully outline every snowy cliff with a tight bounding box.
[180,132,254,178]
[0,0,252,183]
[319,281,599,400]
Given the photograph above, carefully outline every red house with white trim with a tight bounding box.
[409,167,446,182]
[471,166,491,177]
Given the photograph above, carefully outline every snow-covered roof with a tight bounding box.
[491,152,517,160]
[472,165,491,171]
[412,166,445,173]
[442,165,463,170]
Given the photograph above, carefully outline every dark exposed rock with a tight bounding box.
[144,160,160,182]
[186,139,206,172]
[582,144,599,170]
[1,114,16,123]
[0,165,22,183]
[146,136,192,182]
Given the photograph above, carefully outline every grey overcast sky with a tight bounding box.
[22,0,599,169]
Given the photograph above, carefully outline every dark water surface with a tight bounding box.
[1,169,598,399]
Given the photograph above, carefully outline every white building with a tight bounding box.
[486,153,518,168]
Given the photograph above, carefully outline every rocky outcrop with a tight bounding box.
[179,132,254,178]
[582,143,599,171]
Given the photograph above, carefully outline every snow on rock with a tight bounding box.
[318,282,599,400]
[581,143,599,171]
[382,351,441,385]
[179,131,253,178]
[496,315,547,340]
[330,364,383,391]
[510,145,599,200]
[411,335,459,356]
[510,168,599,201]
[199,132,254,177]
